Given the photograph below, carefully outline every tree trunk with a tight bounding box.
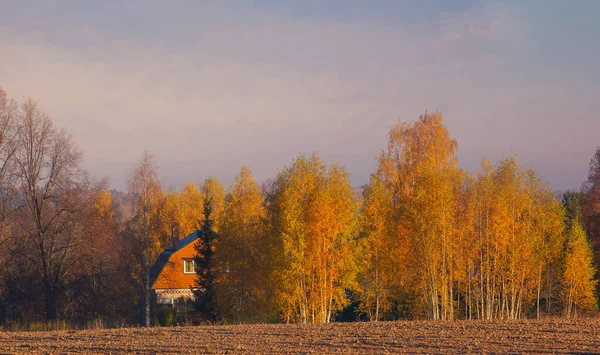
[144,248,150,327]
[536,266,542,320]
[44,280,58,321]
[144,211,150,327]
[375,265,380,322]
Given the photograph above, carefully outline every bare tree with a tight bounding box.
[0,89,18,248]
[13,99,92,321]
[0,88,18,286]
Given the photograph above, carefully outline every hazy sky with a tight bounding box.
[1,1,599,191]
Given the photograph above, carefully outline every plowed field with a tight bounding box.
[1,319,599,354]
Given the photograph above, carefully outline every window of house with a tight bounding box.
[183,259,195,274]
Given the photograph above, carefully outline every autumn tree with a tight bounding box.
[159,191,182,248]
[363,113,567,321]
[180,182,204,236]
[127,152,164,327]
[158,182,205,248]
[76,190,116,319]
[0,90,131,325]
[453,172,478,320]
[0,88,17,278]
[526,167,565,319]
[216,166,269,322]
[267,154,358,323]
[69,189,137,322]
[467,157,564,320]
[202,177,225,232]
[374,112,462,320]
[358,174,397,320]
[582,146,600,298]
[12,98,95,321]
[561,218,598,317]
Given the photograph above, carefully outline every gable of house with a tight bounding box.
[150,231,200,290]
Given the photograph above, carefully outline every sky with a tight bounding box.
[1,0,599,191]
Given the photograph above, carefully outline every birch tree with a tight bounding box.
[267,154,358,323]
[202,177,225,233]
[375,112,462,320]
[562,219,598,318]
[468,157,564,319]
[359,175,397,320]
[128,152,163,327]
[216,166,268,322]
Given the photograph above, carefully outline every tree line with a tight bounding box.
[0,88,598,327]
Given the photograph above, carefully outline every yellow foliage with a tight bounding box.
[216,166,269,322]
[373,112,462,320]
[267,154,358,323]
[202,177,226,232]
[562,219,598,317]
[94,190,113,220]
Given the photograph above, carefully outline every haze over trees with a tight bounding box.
[0,87,597,327]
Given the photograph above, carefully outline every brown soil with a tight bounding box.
[1,319,599,354]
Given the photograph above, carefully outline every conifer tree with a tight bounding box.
[194,197,219,322]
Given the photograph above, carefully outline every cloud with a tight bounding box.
[0,2,597,191]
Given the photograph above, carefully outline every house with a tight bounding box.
[149,231,200,306]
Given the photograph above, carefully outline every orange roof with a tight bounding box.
[150,232,199,290]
